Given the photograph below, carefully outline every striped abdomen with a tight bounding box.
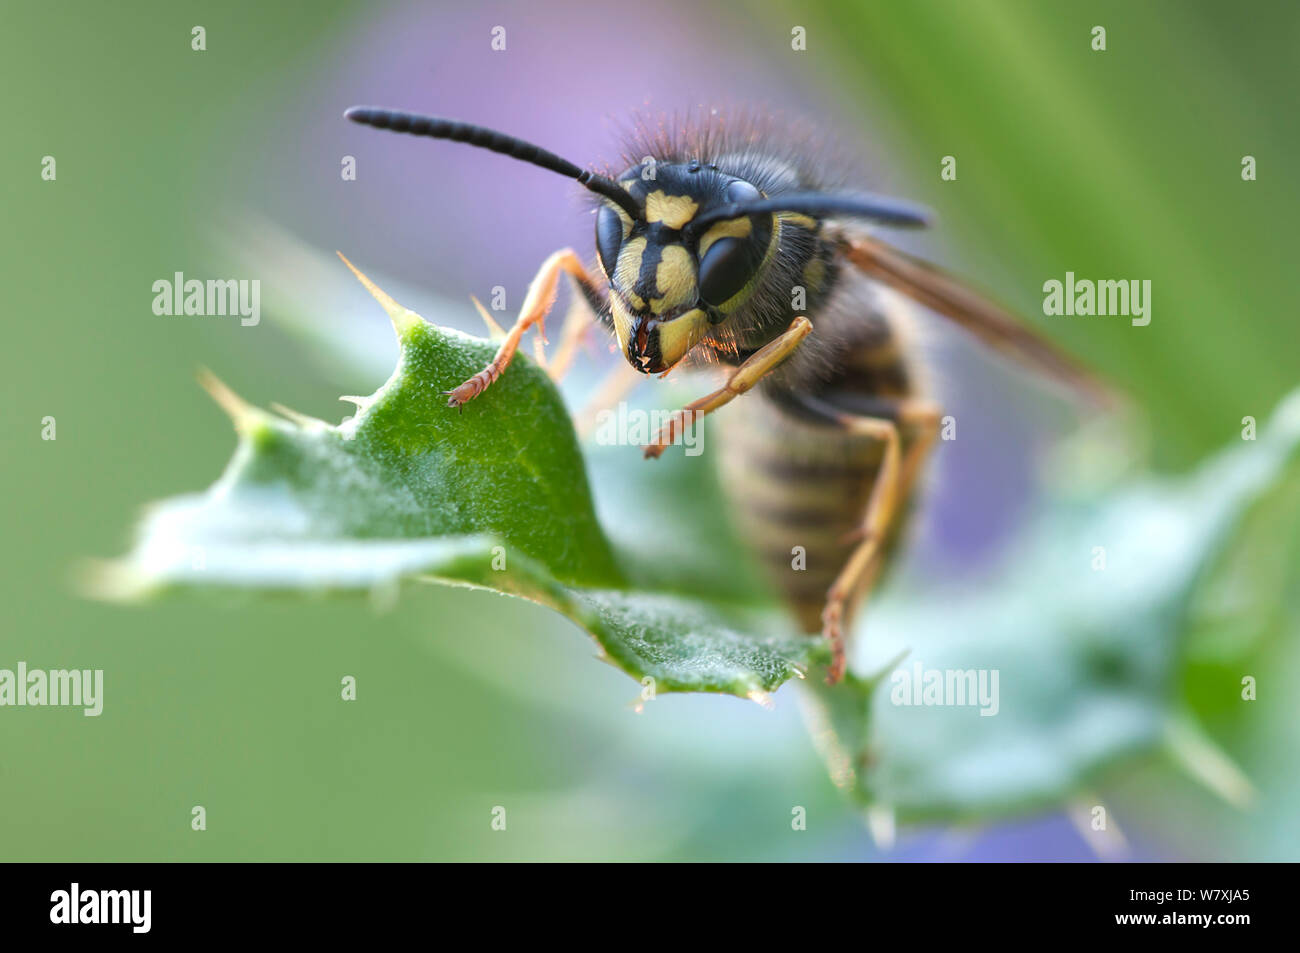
[715,319,920,632]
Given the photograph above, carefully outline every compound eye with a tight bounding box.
[595,204,625,277]
[725,179,761,204]
[697,236,758,308]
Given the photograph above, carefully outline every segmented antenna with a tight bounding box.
[344,106,641,219]
[686,190,931,234]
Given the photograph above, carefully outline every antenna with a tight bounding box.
[344,106,641,219]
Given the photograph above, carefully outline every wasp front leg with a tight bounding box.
[642,316,813,458]
[446,249,604,408]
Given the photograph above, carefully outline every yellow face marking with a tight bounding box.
[610,295,635,356]
[614,236,646,296]
[716,215,783,314]
[653,308,710,368]
[650,245,696,314]
[644,191,699,230]
[777,211,819,231]
[697,217,752,258]
[802,255,826,292]
[613,203,634,238]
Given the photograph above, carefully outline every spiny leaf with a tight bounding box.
[798,389,1300,821]
[89,259,820,697]
[90,248,1300,816]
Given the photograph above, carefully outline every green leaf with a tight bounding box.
[90,259,818,697]
[798,390,1300,822]
[90,251,1300,819]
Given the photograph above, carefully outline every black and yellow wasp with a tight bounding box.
[345,106,1110,683]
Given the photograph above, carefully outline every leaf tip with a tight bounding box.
[1268,387,1300,441]
[196,368,267,436]
[746,688,775,710]
[469,295,507,342]
[1165,713,1256,809]
[864,803,896,850]
[1067,795,1129,859]
[75,557,151,603]
[269,402,332,431]
[336,250,425,340]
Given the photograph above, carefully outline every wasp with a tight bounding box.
[344,106,1111,684]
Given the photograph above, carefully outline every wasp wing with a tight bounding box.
[841,235,1117,408]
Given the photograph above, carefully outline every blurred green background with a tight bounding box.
[2,0,1296,860]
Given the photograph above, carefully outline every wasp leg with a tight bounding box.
[474,288,595,383]
[544,293,597,383]
[821,398,942,684]
[445,249,603,408]
[820,414,901,684]
[642,316,813,459]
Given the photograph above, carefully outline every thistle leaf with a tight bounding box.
[90,260,818,697]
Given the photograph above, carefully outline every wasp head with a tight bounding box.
[342,107,930,374]
[595,162,776,374]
